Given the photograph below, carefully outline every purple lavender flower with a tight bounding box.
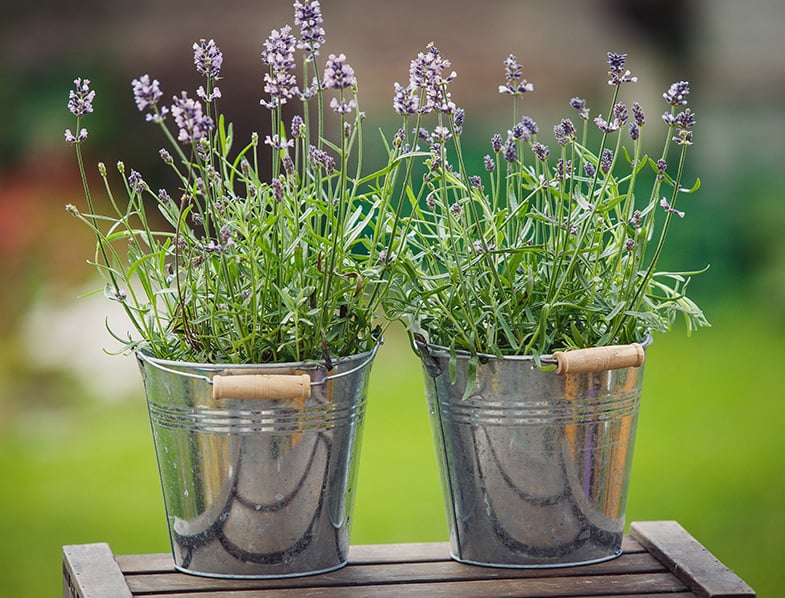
[660,197,685,218]
[656,159,667,180]
[553,119,576,146]
[625,238,635,252]
[555,158,572,180]
[393,82,419,115]
[291,115,305,138]
[271,178,285,202]
[613,102,629,125]
[449,203,463,218]
[308,145,335,173]
[193,39,223,78]
[64,128,88,144]
[522,116,539,136]
[632,102,645,126]
[663,80,690,106]
[158,188,172,203]
[393,127,406,148]
[569,97,589,120]
[503,136,517,163]
[532,142,550,161]
[483,154,495,173]
[600,148,613,174]
[128,169,147,193]
[672,129,694,146]
[607,52,637,85]
[511,122,527,141]
[594,115,619,134]
[132,74,168,122]
[68,78,95,117]
[491,133,503,153]
[261,26,298,109]
[329,97,356,114]
[675,108,696,129]
[408,44,457,114]
[453,107,465,135]
[265,134,294,150]
[499,54,534,95]
[629,122,640,141]
[171,91,214,143]
[432,126,451,143]
[294,0,325,58]
[584,161,596,178]
[469,176,483,191]
[323,53,356,89]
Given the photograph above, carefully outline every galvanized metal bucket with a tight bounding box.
[416,338,649,568]
[136,347,375,578]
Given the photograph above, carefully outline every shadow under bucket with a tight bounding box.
[136,348,374,579]
[417,339,649,568]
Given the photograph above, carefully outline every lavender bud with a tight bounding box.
[607,51,637,85]
[483,154,495,173]
[663,80,690,106]
[271,178,284,202]
[323,53,356,89]
[158,188,171,203]
[469,175,483,189]
[499,54,534,95]
[291,115,305,138]
[532,142,550,161]
[569,97,589,120]
[600,148,613,174]
[629,122,640,140]
[625,238,635,252]
[128,169,147,193]
[294,0,325,58]
[393,82,419,115]
[675,108,696,129]
[67,78,95,117]
[491,133,503,153]
[193,39,223,78]
[583,161,596,178]
[503,136,517,163]
[613,102,628,125]
[521,116,539,135]
[449,203,463,218]
[453,107,465,134]
[159,148,173,165]
[632,101,645,126]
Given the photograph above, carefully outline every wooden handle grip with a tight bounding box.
[553,343,645,375]
[212,374,311,401]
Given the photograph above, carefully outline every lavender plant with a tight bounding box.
[382,48,708,358]
[65,1,397,364]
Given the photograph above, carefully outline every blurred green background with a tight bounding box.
[2,0,784,595]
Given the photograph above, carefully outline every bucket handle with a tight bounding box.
[137,341,380,400]
[550,343,645,375]
[212,374,311,401]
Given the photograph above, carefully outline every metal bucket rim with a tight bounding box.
[415,333,652,364]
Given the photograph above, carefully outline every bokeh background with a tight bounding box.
[2,0,784,595]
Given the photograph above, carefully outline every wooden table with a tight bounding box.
[63,520,755,597]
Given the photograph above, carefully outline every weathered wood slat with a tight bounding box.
[124,553,667,595]
[123,572,687,597]
[62,543,132,598]
[630,521,756,597]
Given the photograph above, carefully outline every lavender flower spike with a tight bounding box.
[607,52,637,85]
[171,91,214,143]
[323,53,356,89]
[294,0,325,59]
[68,78,95,117]
[261,26,298,109]
[499,54,534,95]
[663,81,690,106]
[193,39,223,78]
[132,74,169,122]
